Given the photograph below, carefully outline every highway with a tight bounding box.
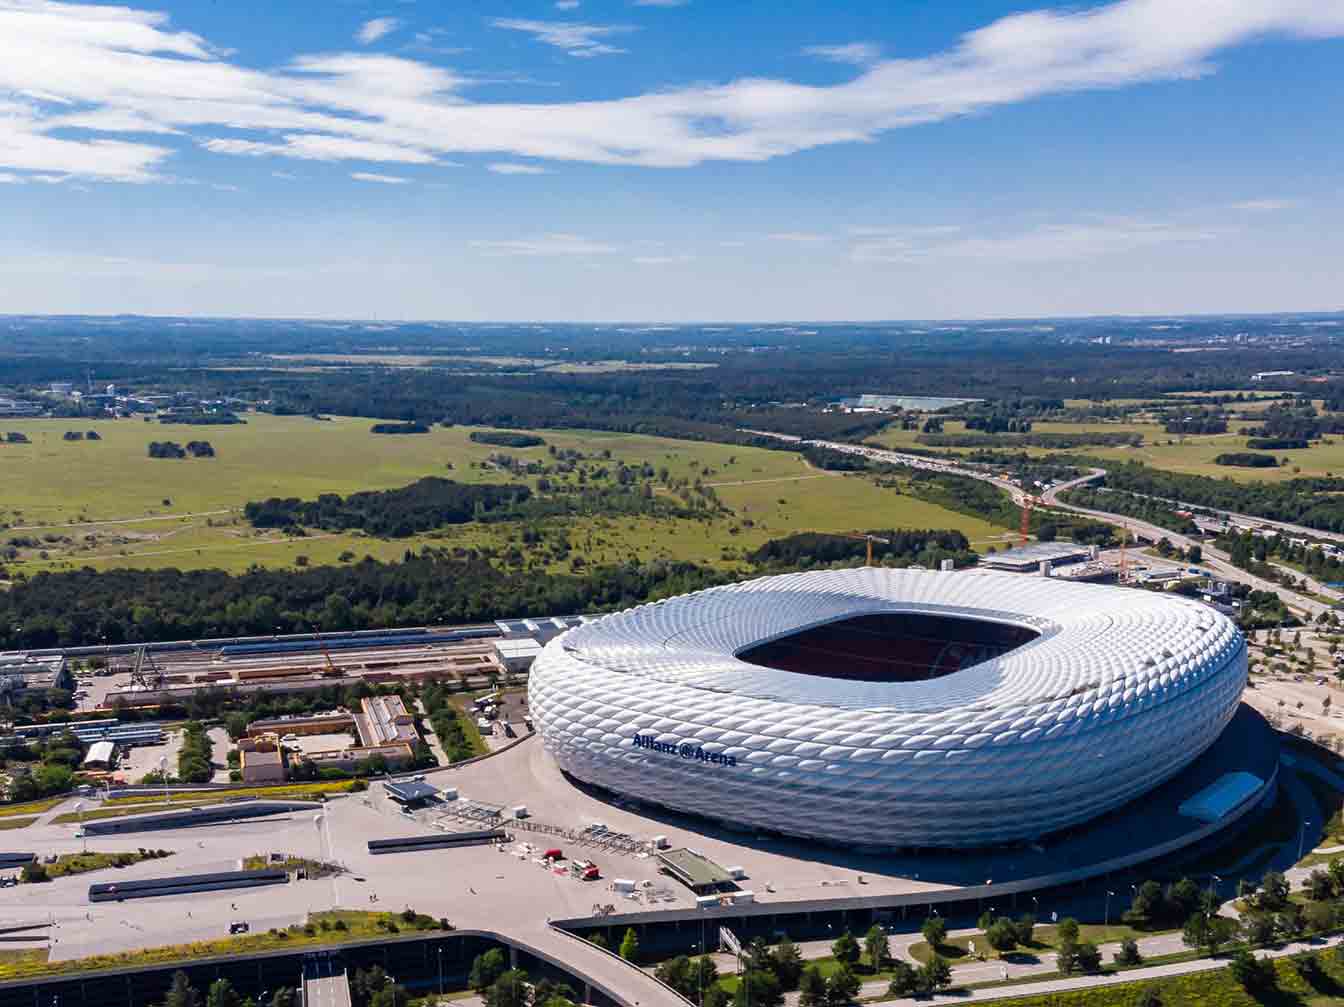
[747,430,1339,621]
[303,956,352,1007]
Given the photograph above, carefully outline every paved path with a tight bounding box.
[869,931,1344,1006]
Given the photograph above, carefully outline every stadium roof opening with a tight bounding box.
[738,612,1038,683]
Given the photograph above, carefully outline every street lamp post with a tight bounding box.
[74,802,86,853]
[1300,821,1313,861]
[1104,891,1114,927]
[437,946,443,997]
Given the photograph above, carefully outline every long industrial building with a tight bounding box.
[528,568,1248,849]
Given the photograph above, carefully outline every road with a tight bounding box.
[747,430,1338,621]
[304,957,352,1007]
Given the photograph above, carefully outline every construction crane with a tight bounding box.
[841,532,891,567]
[128,645,165,691]
[308,625,342,678]
[1019,495,1042,546]
[1118,523,1131,582]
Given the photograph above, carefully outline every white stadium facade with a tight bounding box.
[528,569,1249,849]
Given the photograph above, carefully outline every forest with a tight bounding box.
[748,529,976,570]
[0,552,735,649]
[244,478,530,537]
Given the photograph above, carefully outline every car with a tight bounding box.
[229,922,249,934]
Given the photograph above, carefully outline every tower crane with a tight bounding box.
[1019,495,1042,546]
[841,532,891,567]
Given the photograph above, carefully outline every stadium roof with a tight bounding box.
[549,568,1235,715]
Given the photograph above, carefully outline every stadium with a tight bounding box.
[528,568,1249,849]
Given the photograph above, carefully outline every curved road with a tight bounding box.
[747,431,1337,621]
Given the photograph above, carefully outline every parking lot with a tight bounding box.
[116,732,182,783]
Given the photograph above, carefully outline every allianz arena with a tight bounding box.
[527,568,1248,848]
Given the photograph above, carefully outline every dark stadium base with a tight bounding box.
[552,704,1279,923]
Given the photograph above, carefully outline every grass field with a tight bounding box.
[0,796,67,818]
[868,417,1344,483]
[0,817,38,830]
[0,413,1008,574]
[0,909,446,981]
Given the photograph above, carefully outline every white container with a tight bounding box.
[726,865,746,880]
[511,805,529,818]
[732,890,754,905]
[651,835,669,850]
[612,878,636,893]
[440,787,458,800]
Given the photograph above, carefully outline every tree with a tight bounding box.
[1074,942,1102,974]
[798,965,827,1007]
[469,949,507,992]
[745,938,775,977]
[702,988,732,1007]
[1304,900,1334,934]
[1056,938,1079,976]
[985,918,1018,954]
[1229,949,1276,993]
[164,972,201,1007]
[1124,881,1165,926]
[831,930,860,966]
[1307,869,1333,901]
[206,980,240,1007]
[1241,912,1276,947]
[733,970,782,1007]
[1056,917,1080,944]
[484,970,529,1007]
[655,957,691,995]
[824,965,861,1007]
[772,937,803,990]
[1181,913,1211,954]
[1014,914,1036,946]
[1168,879,1202,919]
[918,954,952,993]
[619,927,640,963]
[862,925,889,972]
[921,916,947,950]
[270,990,296,1007]
[886,961,919,997]
[369,987,407,1007]
[1260,871,1290,910]
[1115,938,1141,966]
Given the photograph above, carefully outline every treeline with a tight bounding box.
[469,430,545,448]
[1101,462,1344,534]
[177,721,213,783]
[1216,453,1279,468]
[1247,438,1309,450]
[1220,530,1344,585]
[421,682,478,763]
[748,530,976,570]
[244,478,529,537]
[148,441,214,458]
[0,553,733,649]
[918,431,1141,450]
[370,421,428,434]
[1164,413,1227,435]
[1059,486,1197,535]
[896,471,1115,545]
[802,446,868,471]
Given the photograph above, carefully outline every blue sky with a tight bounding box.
[1,0,1342,321]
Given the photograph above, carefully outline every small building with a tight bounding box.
[979,542,1093,573]
[240,747,286,784]
[82,740,117,770]
[494,639,543,674]
[657,848,738,895]
[384,780,438,806]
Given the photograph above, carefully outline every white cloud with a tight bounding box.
[2,0,1344,183]
[487,162,548,174]
[633,254,694,264]
[633,0,688,6]
[490,18,633,57]
[356,18,400,45]
[850,217,1220,264]
[1230,198,1300,211]
[470,233,619,256]
[803,42,880,65]
[350,171,409,184]
[767,232,830,243]
[271,170,296,180]
[555,1,580,8]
